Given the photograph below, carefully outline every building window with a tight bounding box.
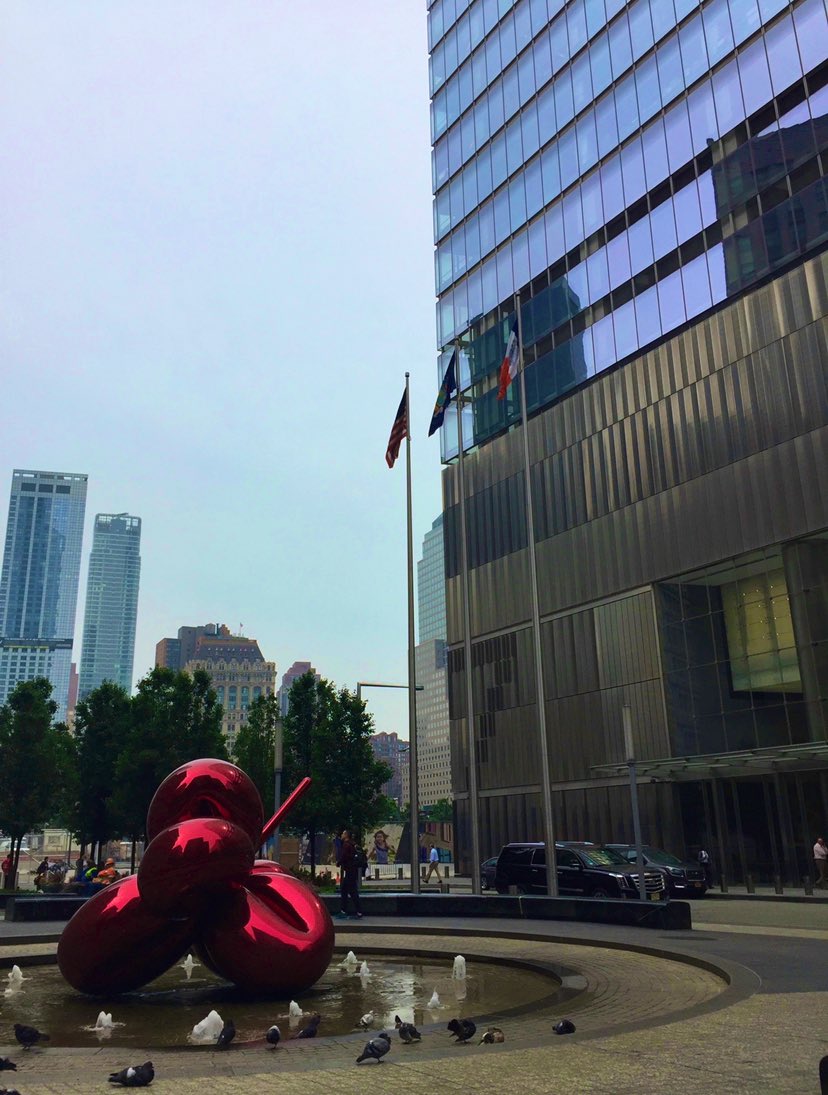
[228,686,237,710]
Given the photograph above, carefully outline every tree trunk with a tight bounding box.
[130,835,137,873]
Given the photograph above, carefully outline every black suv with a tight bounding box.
[605,845,708,897]
[495,842,667,899]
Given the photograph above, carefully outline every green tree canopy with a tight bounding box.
[72,681,132,853]
[0,678,75,887]
[232,692,278,812]
[110,667,228,840]
[281,672,391,873]
[428,798,454,822]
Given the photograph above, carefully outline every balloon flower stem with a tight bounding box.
[261,777,312,843]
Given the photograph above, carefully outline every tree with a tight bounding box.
[0,678,73,888]
[281,672,391,875]
[429,798,454,823]
[111,667,228,848]
[232,693,279,812]
[72,681,132,861]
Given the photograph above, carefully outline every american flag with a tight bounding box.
[497,320,520,400]
[385,388,408,468]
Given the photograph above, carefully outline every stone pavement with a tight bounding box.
[1,903,827,1092]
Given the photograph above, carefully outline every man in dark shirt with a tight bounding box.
[336,829,363,919]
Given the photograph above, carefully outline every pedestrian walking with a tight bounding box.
[814,837,827,889]
[698,848,712,887]
[336,829,363,919]
[424,843,441,883]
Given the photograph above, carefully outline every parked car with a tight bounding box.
[605,844,708,897]
[495,841,666,899]
[480,857,498,890]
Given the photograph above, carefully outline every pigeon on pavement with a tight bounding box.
[395,1015,421,1043]
[0,1087,21,1095]
[554,1019,576,1035]
[356,1032,391,1064]
[290,1013,322,1039]
[447,1017,477,1044]
[216,1019,236,1049]
[108,1061,155,1087]
[265,1025,281,1049]
[14,1023,50,1049]
[479,1026,505,1044]
[819,1054,828,1094]
[0,1060,16,1072]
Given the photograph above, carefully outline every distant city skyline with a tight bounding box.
[1,4,439,739]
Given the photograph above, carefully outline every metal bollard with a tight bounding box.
[374,868,380,880]
[719,874,728,893]
[803,875,814,896]
[774,874,783,894]
[397,866,403,880]
[745,875,755,894]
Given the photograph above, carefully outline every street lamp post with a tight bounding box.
[623,704,647,902]
[272,717,284,861]
[357,680,424,892]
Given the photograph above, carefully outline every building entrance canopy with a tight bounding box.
[592,743,828,783]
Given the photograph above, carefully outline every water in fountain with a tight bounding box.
[427,989,441,1009]
[180,955,198,981]
[4,965,26,996]
[452,956,467,980]
[340,950,359,969]
[189,1009,224,1044]
[359,961,370,979]
[288,1001,304,1019]
[95,1011,114,1030]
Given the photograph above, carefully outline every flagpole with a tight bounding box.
[405,371,420,895]
[454,341,482,894]
[514,296,558,896]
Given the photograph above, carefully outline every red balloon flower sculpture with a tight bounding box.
[58,759,334,996]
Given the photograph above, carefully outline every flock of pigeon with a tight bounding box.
[0,1011,580,1086]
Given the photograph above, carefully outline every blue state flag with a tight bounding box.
[427,350,458,437]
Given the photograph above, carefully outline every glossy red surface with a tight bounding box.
[59,762,330,997]
[199,861,334,994]
[57,875,193,995]
[137,817,254,919]
[146,758,264,847]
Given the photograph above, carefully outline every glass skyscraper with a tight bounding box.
[416,516,452,806]
[79,513,142,700]
[429,0,828,883]
[0,469,88,721]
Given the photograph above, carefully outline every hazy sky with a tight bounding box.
[1,3,443,738]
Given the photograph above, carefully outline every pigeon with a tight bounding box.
[447,1017,477,1044]
[395,1015,421,1044]
[108,1061,155,1087]
[356,1010,374,1030]
[0,1061,16,1072]
[554,1019,576,1035]
[356,1032,391,1064]
[0,1087,21,1095]
[216,1019,236,1049]
[290,1013,321,1039]
[820,1054,828,1095]
[14,1023,50,1049]
[479,1026,505,1044]
[265,1025,281,1049]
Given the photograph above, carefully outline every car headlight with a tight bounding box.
[610,873,633,885]
[667,867,683,876]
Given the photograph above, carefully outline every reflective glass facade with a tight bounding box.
[429,0,828,457]
[0,469,88,721]
[79,513,142,700]
[416,516,452,806]
[428,0,828,883]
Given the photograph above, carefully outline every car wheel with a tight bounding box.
[590,886,613,899]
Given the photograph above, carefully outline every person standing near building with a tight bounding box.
[335,829,363,920]
[424,843,441,883]
[814,837,827,888]
[698,848,712,888]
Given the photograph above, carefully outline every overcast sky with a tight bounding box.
[1,3,443,738]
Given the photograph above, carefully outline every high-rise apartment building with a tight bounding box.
[415,516,452,806]
[0,469,88,721]
[79,513,142,699]
[429,0,828,881]
[370,731,409,805]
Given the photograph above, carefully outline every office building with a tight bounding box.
[415,516,453,806]
[183,628,276,749]
[370,731,409,805]
[79,513,142,699]
[0,469,88,722]
[278,660,320,716]
[429,0,828,882]
[155,623,230,672]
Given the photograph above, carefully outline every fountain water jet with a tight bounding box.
[180,955,198,980]
[452,956,467,980]
[190,1009,224,1044]
[427,989,441,1009]
[359,961,370,979]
